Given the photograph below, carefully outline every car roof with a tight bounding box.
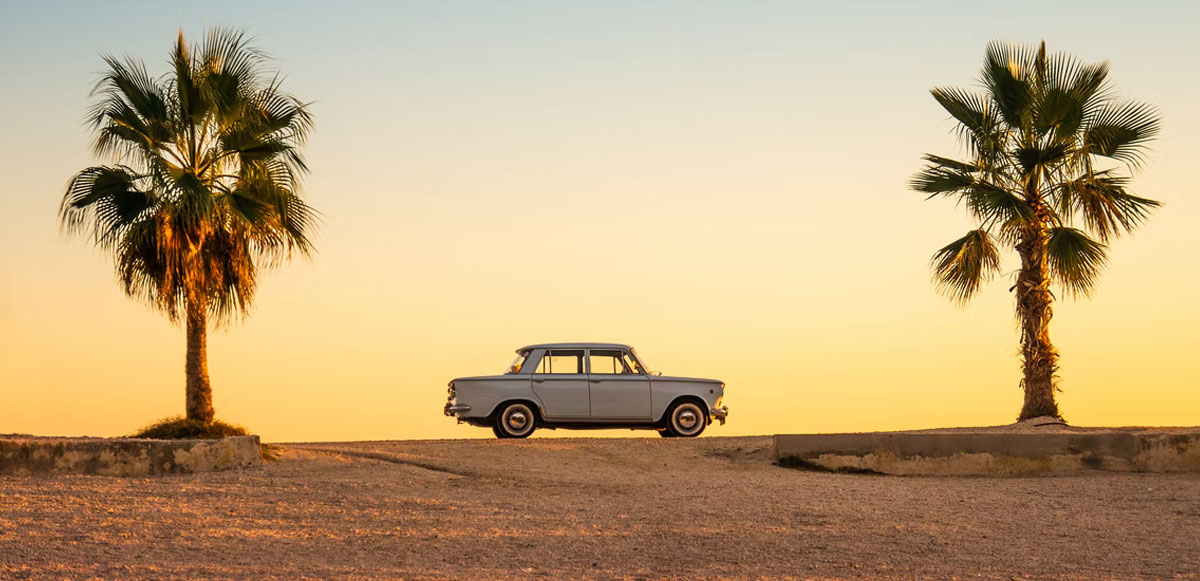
[517,342,633,353]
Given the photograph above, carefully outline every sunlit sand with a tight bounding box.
[3,437,1197,578]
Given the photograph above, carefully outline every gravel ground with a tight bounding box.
[1,436,1198,579]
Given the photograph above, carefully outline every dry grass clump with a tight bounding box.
[260,443,284,462]
[130,416,248,440]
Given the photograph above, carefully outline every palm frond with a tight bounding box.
[1046,227,1107,297]
[962,182,1038,230]
[929,87,1006,162]
[87,59,172,161]
[1066,61,1112,114]
[1036,46,1110,102]
[931,229,1002,303]
[1029,45,1098,140]
[172,30,204,125]
[60,166,156,248]
[912,149,1038,233]
[920,154,978,173]
[1083,101,1161,168]
[226,170,318,263]
[116,215,187,320]
[910,165,973,196]
[931,87,991,135]
[1034,87,1085,140]
[1056,172,1160,241]
[981,41,1034,128]
[1014,142,1073,177]
[89,55,171,139]
[200,225,257,325]
[198,27,264,82]
[197,28,265,121]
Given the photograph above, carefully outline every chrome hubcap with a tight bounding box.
[507,411,528,429]
[677,408,699,430]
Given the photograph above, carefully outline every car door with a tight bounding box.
[530,350,591,418]
[587,349,651,419]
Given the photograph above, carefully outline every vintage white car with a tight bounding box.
[444,342,728,438]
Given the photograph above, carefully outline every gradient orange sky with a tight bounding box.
[1,1,1197,441]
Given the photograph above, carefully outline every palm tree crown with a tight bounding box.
[912,41,1161,419]
[60,29,316,421]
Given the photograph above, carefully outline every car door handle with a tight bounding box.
[589,379,601,383]
[533,378,545,383]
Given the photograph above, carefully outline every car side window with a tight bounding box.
[589,350,637,375]
[536,350,584,374]
[621,352,644,375]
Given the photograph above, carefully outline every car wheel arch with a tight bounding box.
[487,398,545,422]
[659,395,708,426]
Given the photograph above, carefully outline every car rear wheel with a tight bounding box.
[494,402,536,439]
[663,400,706,438]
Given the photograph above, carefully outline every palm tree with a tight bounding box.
[912,41,1161,420]
[60,29,316,423]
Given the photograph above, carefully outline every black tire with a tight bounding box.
[657,429,677,438]
[494,402,537,439]
[663,400,707,438]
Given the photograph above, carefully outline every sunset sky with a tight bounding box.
[1,1,1197,441]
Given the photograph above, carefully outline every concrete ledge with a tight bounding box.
[0,435,261,477]
[775,431,1200,475]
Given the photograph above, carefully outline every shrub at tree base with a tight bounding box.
[131,416,248,440]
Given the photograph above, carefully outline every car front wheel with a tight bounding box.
[663,400,706,438]
[494,402,536,439]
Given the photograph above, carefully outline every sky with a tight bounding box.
[0,0,1197,441]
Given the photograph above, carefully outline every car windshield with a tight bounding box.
[629,348,652,375]
[505,351,530,375]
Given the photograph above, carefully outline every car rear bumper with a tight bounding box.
[444,403,471,416]
[710,406,728,425]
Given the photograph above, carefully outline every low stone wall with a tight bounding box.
[0,435,261,477]
[775,431,1200,476]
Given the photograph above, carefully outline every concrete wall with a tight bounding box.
[0,435,261,477]
[775,431,1200,476]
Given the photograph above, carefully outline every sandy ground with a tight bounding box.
[1,436,1198,579]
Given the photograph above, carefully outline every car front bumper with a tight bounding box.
[710,406,728,425]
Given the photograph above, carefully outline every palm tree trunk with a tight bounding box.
[185,298,214,423]
[1014,223,1060,420]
